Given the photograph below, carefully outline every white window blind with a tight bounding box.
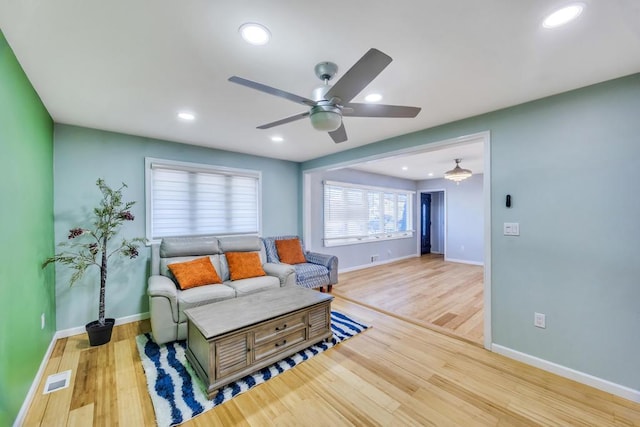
[146,158,261,242]
[323,180,413,247]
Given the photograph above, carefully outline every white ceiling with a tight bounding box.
[349,139,484,181]
[1,1,639,166]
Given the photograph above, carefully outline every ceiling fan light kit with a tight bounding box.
[444,158,473,183]
[310,106,342,131]
[228,48,421,143]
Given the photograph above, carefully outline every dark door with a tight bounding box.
[421,193,431,254]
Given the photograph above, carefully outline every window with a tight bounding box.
[145,158,261,243]
[323,180,414,247]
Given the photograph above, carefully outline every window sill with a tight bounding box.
[324,232,414,248]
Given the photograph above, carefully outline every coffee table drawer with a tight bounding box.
[253,311,306,346]
[254,329,306,362]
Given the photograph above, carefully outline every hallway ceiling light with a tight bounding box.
[444,158,472,183]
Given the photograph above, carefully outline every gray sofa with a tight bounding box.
[147,235,295,344]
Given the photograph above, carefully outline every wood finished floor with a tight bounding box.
[334,254,484,344]
[23,297,640,426]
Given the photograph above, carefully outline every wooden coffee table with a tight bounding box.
[184,286,333,398]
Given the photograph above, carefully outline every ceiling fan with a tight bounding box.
[228,48,421,143]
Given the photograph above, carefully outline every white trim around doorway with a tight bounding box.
[302,130,492,349]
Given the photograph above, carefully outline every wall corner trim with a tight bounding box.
[491,344,640,403]
[13,311,151,426]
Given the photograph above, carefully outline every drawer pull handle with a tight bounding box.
[275,339,287,347]
[275,324,287,331]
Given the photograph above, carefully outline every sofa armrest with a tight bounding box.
[148,275,179,321]
[305,251,338,285]
[263,262,296,287]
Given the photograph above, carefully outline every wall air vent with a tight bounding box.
[43,370,71,394]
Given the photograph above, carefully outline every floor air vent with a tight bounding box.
[43,370,71,394]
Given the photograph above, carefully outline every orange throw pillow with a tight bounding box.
[168,257,222,290]
[225,252,266,280]
[275,238,306,264]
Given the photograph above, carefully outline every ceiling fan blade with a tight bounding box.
[229,76,316,107]
[257,111,310,129]
[324,48,392,104]
[343,103,421,118]
[328,122,348,143]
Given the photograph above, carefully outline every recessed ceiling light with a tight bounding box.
[239,22,271,45]
[543,3,584,29]
[271,136,284,143]
[428,172,434,177]
[177,112,195,121]
[401,166,408,171]
[365,93,383,103]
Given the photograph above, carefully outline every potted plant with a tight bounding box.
[43,178,144,346]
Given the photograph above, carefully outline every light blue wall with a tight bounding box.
[302,74,640,391]
[53,124,300,330]
[306,168,417,269]
[418,175,484,264]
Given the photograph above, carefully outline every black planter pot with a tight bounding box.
[86,318,115,346]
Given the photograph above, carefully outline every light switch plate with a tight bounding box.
[534,312,546,328]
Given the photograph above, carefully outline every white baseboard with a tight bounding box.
[444,257,484,266]
[339,254,418,273]
[13,333,58,427]
[492,344,640,403]
[55,312,150,339]
[13,311,150,427]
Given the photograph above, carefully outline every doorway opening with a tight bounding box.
[303,130,491,348]
[421,190,445,255]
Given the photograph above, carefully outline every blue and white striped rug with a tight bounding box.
[136,311,369,427]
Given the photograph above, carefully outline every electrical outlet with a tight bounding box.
[504,222,520,236]
[534,312,546,329]
[41,313,46,330]
[370,254,379,262]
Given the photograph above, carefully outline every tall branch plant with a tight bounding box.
[43,179,144,326]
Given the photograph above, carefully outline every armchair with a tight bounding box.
[262,235,338,292]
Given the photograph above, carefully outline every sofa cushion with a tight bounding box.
[275,238,306,264]
[176,284,236,323]
[168,257,222,290]
[293,263,330,288]
[225,252,266,280]
[225,276,280,297]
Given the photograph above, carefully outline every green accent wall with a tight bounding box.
[0,31,55,426]
[302,73,640,392]
[53,125,300,330]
